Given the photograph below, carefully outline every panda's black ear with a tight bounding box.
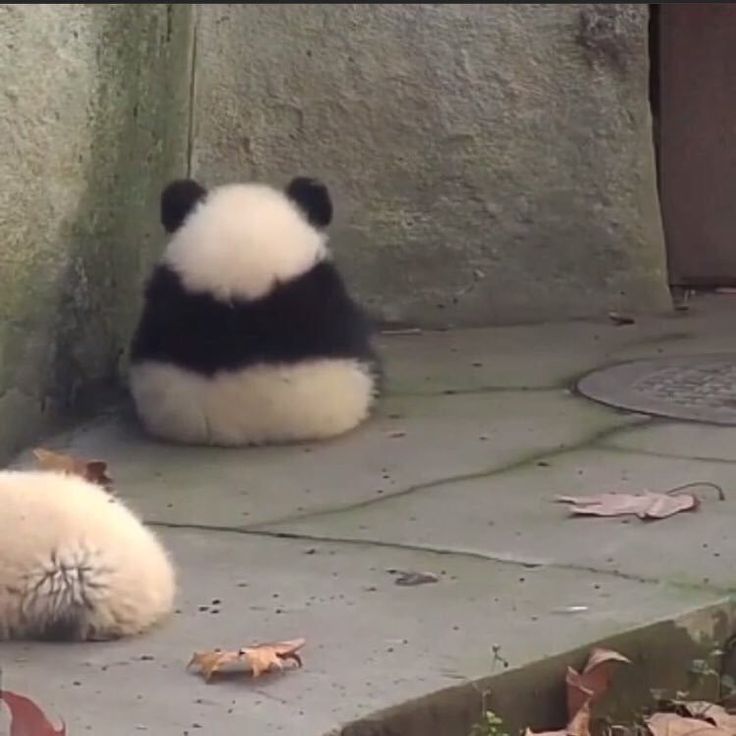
[160,179,207,233]
[286,177,333,229]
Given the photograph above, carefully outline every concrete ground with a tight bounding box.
[4,294,736,735]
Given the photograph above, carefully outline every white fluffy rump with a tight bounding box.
[129,358,378,446]
[0,470,176,641]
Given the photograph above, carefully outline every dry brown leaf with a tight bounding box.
[646,712,731,736]
[33,448,113,491]
[555,491,698,520]
[566,648,631,721]
[608,312,636,326]
[566,667,594,722]
[680,703,736,732]
[187,649,246,681]
[392,570,439,586]
[1,689,66,735]
[567,700,591,736]
[526,648,627,736]
[187,638,305,682]
[643,492,699,519]
[556,493,648,516]
[583,648,631,671]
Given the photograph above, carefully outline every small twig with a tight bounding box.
[665,482,725,502]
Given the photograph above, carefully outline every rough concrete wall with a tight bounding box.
[192,3,671,328]
[0,4,192,460]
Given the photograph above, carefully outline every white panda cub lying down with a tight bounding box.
[128,175,382,446]
[0,469,175,641]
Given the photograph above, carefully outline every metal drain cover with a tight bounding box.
[577,353,736,425]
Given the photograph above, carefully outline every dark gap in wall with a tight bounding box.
[185,8,198,177]
[648,4,661,199]
[648,3,682,300]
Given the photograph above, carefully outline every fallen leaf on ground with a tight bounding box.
[565,666,594,720]
[526,648,628,736]
[33,448,113,491]
[555,491,698,520]
[390,570,440,586]
[566,648,630,721]
[187,638,305,681]
[679,703,736,732]
[567,699,592,736]
[1,689,66,735]
[646,712,731,736]
[608,311,636,325]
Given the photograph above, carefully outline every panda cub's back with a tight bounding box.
[129,176,381,446]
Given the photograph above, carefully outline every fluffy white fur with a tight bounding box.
[0,470,176,641]
[129,358,377,446]
[163,183,329,301]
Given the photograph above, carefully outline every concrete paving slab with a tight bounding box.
[378,293,736,395]
[4,294,736,735]
[378,323,627,394]
[613,334,736,362]
[262,446,736,590]
[12,391,636,529]
[0,528,722,736]
[604,421,736,463]
[378,320,698,395]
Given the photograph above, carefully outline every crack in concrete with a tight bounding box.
[382,328,700,400]
[393,385,560,397]
[185,5,198,176]
[148,519,733,595]
[243,416,653,530]
[610,330,694,351]
[595,443,736,466]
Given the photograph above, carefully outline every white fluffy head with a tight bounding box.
[162,183,329,302]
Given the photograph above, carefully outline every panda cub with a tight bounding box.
[129,176,381,447]
[0,469,175,641]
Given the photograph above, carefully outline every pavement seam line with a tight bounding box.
[241,415,653,529]
[595,443,736,466]
[147,520,733,595]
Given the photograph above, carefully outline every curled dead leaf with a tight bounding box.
[555,491,698,521]
[1,689,66,735]
[643,492,699,519]
[566,648,631,721]
[567,700,592,736]
[392,570,439,586]
[527,648,628,736]
[33,448,113,491]
[608,312,636,326]
[679,703,736,732]
[187,638,306,682]
[584,648,631,671]
[646,712,731,736]
[566,667,594,722]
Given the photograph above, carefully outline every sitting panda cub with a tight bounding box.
[129,176,381,446]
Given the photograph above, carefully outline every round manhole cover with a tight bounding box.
[577,353,736,425]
